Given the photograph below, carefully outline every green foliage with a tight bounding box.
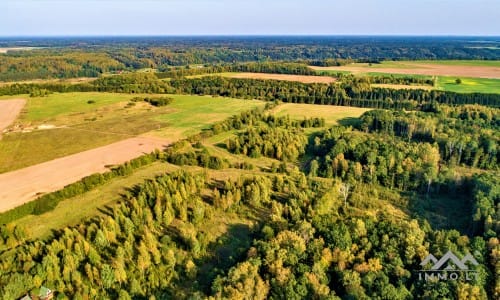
[0,50,123,81]
[131,96,174,106]
[470,173,500,238]
[359,106,499,170]
[167,77,500,109]
[29,88,52,97]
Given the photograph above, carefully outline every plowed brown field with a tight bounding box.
[0,136,169,212]
[311,63,500,79]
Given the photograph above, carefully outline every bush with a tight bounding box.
[131,96,174,107]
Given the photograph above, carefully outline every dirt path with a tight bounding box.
[311,64,500,79]
[0,136,170,213]
[228,72,337,84]
[0,99,26,137]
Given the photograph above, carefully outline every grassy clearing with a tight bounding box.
[435,76,500,93]
[12,162,171,240]
[21,92,153,122]
[270,103,370,126]
[0,93,263,173]
[0,109,167,173]
[150,95,265,140]
[365,72,434,79]
[185,72,236,79]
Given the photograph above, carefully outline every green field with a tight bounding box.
[435,76,500,93]
[151,95,265,140]
[185,72,236,79]
[313,70,500,94]
[21,92,143,122]
[0,93,265,173]
[271,103,370,126]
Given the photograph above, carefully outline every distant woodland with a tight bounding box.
[1,36,500,81]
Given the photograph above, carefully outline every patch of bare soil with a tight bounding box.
[311,64,500,79]
[0,99,26,137]
[0,136,170,213]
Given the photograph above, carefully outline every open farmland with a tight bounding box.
[150,95,266,140]
[271,103,370,125]
[435,76,500,93]
[311,60,500,79]
[0,136,169,213]
[0,94,264,173]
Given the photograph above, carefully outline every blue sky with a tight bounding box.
[1,0,499,36]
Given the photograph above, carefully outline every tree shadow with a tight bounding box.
[408,189,473,236]
[337,117,362,127]
[194,223,255,294]
[214,142,227,149]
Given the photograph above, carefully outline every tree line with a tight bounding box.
[2,73,499,110]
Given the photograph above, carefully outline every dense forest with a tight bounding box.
[1,36,499,81]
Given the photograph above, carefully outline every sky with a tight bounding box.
[1,0,499,36]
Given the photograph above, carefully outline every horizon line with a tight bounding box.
[1,34,500,39]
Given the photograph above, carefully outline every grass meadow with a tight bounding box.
[0,93,264,173]
[271,103,370,126]
[151,95,265,140]
[435,76,500,93]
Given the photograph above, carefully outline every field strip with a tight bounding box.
[371,83,433,90]
[0,136,170,213]
[0,99,26,137]
[226,72,337,83]
[311,64,500,79]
